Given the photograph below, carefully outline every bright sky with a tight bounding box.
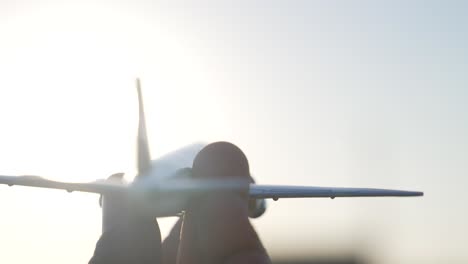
[0,1,467,263]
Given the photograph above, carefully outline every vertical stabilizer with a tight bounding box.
[136,78,152,177]
[101,79,153,234]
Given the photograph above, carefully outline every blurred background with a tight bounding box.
[0,1,466,263]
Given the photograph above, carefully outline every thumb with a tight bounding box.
[177,142,271,264]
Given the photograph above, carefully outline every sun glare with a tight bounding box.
[0,5,209,259]
[0,2,211,182]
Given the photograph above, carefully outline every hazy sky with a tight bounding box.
[0,1,467,263]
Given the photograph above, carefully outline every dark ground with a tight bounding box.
[273,257,367,264]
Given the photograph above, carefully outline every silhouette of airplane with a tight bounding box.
[0,79,423,232]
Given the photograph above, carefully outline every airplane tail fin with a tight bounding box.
[101,79,151,233]
[136,78,152,177]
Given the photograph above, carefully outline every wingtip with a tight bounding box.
[395,190,424,197]
[406,190,424,196]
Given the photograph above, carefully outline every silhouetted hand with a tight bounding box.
[163,142,271,264]
[90,142,271,264]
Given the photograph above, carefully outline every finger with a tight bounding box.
[90,216,162,264]
[90,174,163,264]
[178,142,271,264]
[178,211,203,263]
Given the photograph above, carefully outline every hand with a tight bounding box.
[163,142,271,264]
[89,142,271,264]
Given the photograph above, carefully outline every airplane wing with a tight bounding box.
[0,175,249,196]
[249,184,423,199]
[0,175,423,198]
[0,175,126,194]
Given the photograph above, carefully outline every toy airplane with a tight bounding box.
[0,79,423,232]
